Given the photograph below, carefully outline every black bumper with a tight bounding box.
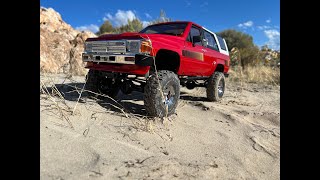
[135,54,154,66]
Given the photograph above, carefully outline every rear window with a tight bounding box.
[217,36,227,50]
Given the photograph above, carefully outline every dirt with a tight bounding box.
[40,73,280,180]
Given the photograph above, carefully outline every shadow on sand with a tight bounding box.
[45,82,208,117]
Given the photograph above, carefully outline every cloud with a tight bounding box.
[186,0,191,7]
[264,29,280,50]
[200,1,208,7]
[266,19,271,23]
[257,25,271,30]
[238,21,253,28]
[103,10,137,27]
[264,29,280,41]
[145,13,152,19]
[75,24,99,33]
[106,13,113,20]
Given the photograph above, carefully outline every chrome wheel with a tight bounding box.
[163,84,176,109]
[217,79,225,97]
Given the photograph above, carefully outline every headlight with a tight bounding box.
[85,42,92,52]
[140,40,152,54]
[126,40,140,53]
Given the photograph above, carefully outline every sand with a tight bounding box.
[40,74,280,179]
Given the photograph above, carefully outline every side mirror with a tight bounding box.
[192,36,201,46]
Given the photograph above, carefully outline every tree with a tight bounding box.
[239,45,261,67]
[97,10,172,34]
[97,20,114,35]
[128,19,143,32]
[115,18,143,33]
[217,29,255,51]
[217,29,259,68]
[159,9,171,22]
[149,9,172,25]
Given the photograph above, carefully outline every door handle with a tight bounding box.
[201,49,207,52]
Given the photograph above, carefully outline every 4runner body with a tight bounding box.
[82,21,230,117]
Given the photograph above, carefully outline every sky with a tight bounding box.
[40,0,280,50]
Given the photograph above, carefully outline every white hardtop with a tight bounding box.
[202,27,229,56]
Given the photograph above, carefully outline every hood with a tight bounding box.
[86,32,185,42]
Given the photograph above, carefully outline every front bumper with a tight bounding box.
[82,53,154,67]
[82,53,135,65]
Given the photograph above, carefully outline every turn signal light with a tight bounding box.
[140,40,152,54]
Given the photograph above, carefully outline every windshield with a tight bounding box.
[139,23,188,36]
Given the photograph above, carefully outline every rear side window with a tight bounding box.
[203,31,219,51]
[217,36,227,50]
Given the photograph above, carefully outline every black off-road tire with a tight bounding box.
[85,69,119,99]
[206,72,225,102]
[98,78,120,99]
[144,70,180,117]
[85,69,99,98]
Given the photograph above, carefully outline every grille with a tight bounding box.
[89,41,126,53]
[106,46,126,52]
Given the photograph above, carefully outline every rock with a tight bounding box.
[40,7,97,75]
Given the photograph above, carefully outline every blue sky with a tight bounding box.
[40,0,280,50]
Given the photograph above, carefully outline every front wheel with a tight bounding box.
[85,70,119,99]
[85,69,99,98]
[206,72,225,102]
[144,70,180,117]
[97,78,120,99]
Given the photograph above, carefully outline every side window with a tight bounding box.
[188,26,202,46]
[217,36,227,51]
[203,31,219,51]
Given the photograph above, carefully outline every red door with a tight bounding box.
[180,25,212,76]
[202,30,222,76]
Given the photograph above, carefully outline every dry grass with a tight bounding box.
[228,66,280,85]
[40,73,160,132]
[40,74,75,129]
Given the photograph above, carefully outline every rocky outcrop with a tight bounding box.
[40,7,96,75]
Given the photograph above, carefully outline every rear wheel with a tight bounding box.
[206,72,225,101]
[144,70,180,117]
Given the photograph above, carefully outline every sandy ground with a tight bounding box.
[40,74,280,180]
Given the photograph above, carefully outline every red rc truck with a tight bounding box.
[82,21,230,117]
